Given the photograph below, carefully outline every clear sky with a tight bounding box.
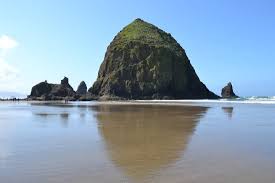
[0,0,274,96]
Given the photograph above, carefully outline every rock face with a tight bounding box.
[221,82,238,98]
[76,81,87,95]
[28,77,76,100]
[89,18,219,100]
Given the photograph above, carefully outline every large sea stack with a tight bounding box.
[89,18,218,100]
[28,77,76,100]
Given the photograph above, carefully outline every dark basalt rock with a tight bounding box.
[28,77,76,100]
[76,81,87,95]
[30,80,52,97]
[61,77,69,85]
[221,82,238,98]
[89,18,219,100]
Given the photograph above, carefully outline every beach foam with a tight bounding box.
[136,96,275,105]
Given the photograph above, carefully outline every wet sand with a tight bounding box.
[0,101,275,182]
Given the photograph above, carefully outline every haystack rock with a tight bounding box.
[89,18,219,100]
[28,77,76,100]
[76,81,87,95]
[221,82,238,98]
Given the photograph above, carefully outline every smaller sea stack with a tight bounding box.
[221,82,238,98]
[76,81,87,95]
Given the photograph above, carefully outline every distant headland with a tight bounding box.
[27,18,239,101]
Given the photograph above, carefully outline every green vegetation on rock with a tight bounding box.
[111,18,183,56]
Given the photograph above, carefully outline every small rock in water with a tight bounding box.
[221,82,238,98]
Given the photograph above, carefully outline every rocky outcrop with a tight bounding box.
[29,80,52,98]
[76,81,95,101]
[76,81,87,95]
[221,82,238,98]
[89,18,219,100]
[28,77,76,100]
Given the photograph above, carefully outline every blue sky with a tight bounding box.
[0,0,274,96]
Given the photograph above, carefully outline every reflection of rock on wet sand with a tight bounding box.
[93,104,208,181]
[222,107,234,119]
[34,112,70,127]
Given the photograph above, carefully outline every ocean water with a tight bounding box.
[0,101,275,183]
[137,96,275,105]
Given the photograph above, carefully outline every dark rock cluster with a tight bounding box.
[28,77,76,100]
[28,78,95,101]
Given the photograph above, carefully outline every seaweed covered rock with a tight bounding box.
[89,18,218,100]
[28,77,76,100]
[221,82,238,98]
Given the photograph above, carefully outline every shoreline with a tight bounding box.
[1,98,275,105]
